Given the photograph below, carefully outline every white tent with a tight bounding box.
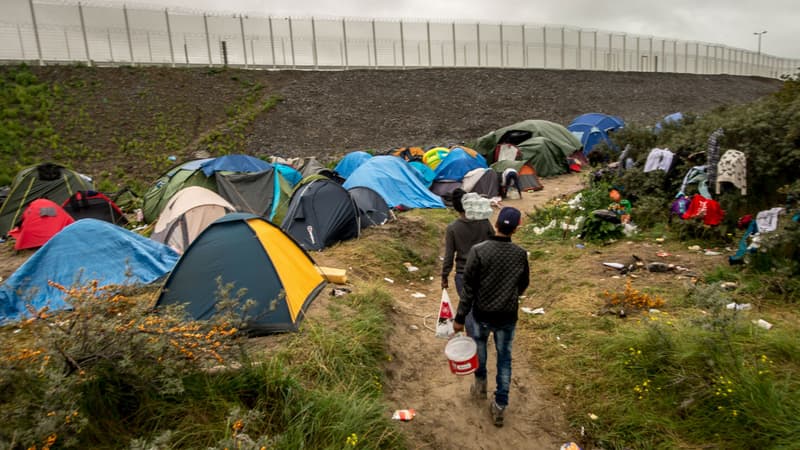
[150,186,234,253]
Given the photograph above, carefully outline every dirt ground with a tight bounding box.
[307,172,587,449]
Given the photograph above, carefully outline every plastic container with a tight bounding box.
[444,335,478,375]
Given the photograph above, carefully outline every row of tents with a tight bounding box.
[0,113,648,333]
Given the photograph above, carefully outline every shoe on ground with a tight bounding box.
[470,379,487,400]
[489,401,505,427]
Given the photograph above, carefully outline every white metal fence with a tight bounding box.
[2,0,798,78]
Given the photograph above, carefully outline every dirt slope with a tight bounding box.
[22,66,782,182]
[242,69,781,158]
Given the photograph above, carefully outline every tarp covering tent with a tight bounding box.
[8,199,75,251]
[151,186,235,253]
[348,186,392,229]
[568,113,625,155]
[0,163,93,237]
[62,190,128,225]
[0,219,179,324]
[475,120,582,177]
[143,156,295,223]
[157,213,326,335]
[654,112,684,132]
[491,160,544,191]
[334,151,373,179]
[199,154,271,176]
[282,177,360,251]
[433,147,489,182]
[342,156,445,209]
[408,161,436,187]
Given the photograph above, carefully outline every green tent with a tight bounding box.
[475,120,582,177]
[0,163,93,237]
[142,158,295,224]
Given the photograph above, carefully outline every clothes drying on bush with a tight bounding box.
[706,128,724,186]
[643,148,674,173]
[681,194,724,226]
[716,149,747,195]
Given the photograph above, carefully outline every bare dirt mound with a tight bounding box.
[242,69,781,158]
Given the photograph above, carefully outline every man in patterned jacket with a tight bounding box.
[453,206,530,427]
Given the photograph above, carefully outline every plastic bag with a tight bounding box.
[462,193,493,220]
[435,289,455,339]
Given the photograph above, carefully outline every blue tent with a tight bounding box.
[274,163,302,187]
[433,148,488,181]
[408,161,436,187]
[200,154,272,176]
[568,113,625,155]
[334,151,373,179]
[0,219,179,324]
[343,156,445,209]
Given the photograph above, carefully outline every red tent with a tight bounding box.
[8,199,75,250]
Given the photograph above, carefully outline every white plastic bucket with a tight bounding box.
[444,335,478,375]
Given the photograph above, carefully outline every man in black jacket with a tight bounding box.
[453,206,529,427]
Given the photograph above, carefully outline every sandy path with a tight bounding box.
[380,172,585,449]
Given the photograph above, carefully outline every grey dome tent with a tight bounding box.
[281,177,360,251]
[348,186,392,229]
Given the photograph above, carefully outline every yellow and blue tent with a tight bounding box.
[157,213,326,335]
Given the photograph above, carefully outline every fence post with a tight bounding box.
[635,36,640,71]
[620,34,626,70]
[593,30,597,69]
[311,17,318,69]
[123,5,134,63]
[203,14,212,66]
[607,33,612,70]
[107,28,113,62]
[64,30,71,60]
[542,27,547,68]
[27,0,43,65]
[576,29,581,69]
[451,22,457,66]
[288,17,295,68]
[399,20,405,68]
[426,21,431,66]
[672,40,677,72]
[649,37,654,71]
[78,3,91,65]
[239,15,248,67]
[183,34,189,65]
[521,24,527,68]
[476,23,481,66]
[17,24,26,60]
[147,31,152,62]
[268,17,276,68]
[341,18,349,69]
[499,23,504,67]
[560,27,564,69]
[371,19,378,68]
[164,9,175,67]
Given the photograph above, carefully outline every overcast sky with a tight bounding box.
[108,0,799,59]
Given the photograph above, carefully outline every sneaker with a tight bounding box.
[470,379,487,400]
[489,401,505,427]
